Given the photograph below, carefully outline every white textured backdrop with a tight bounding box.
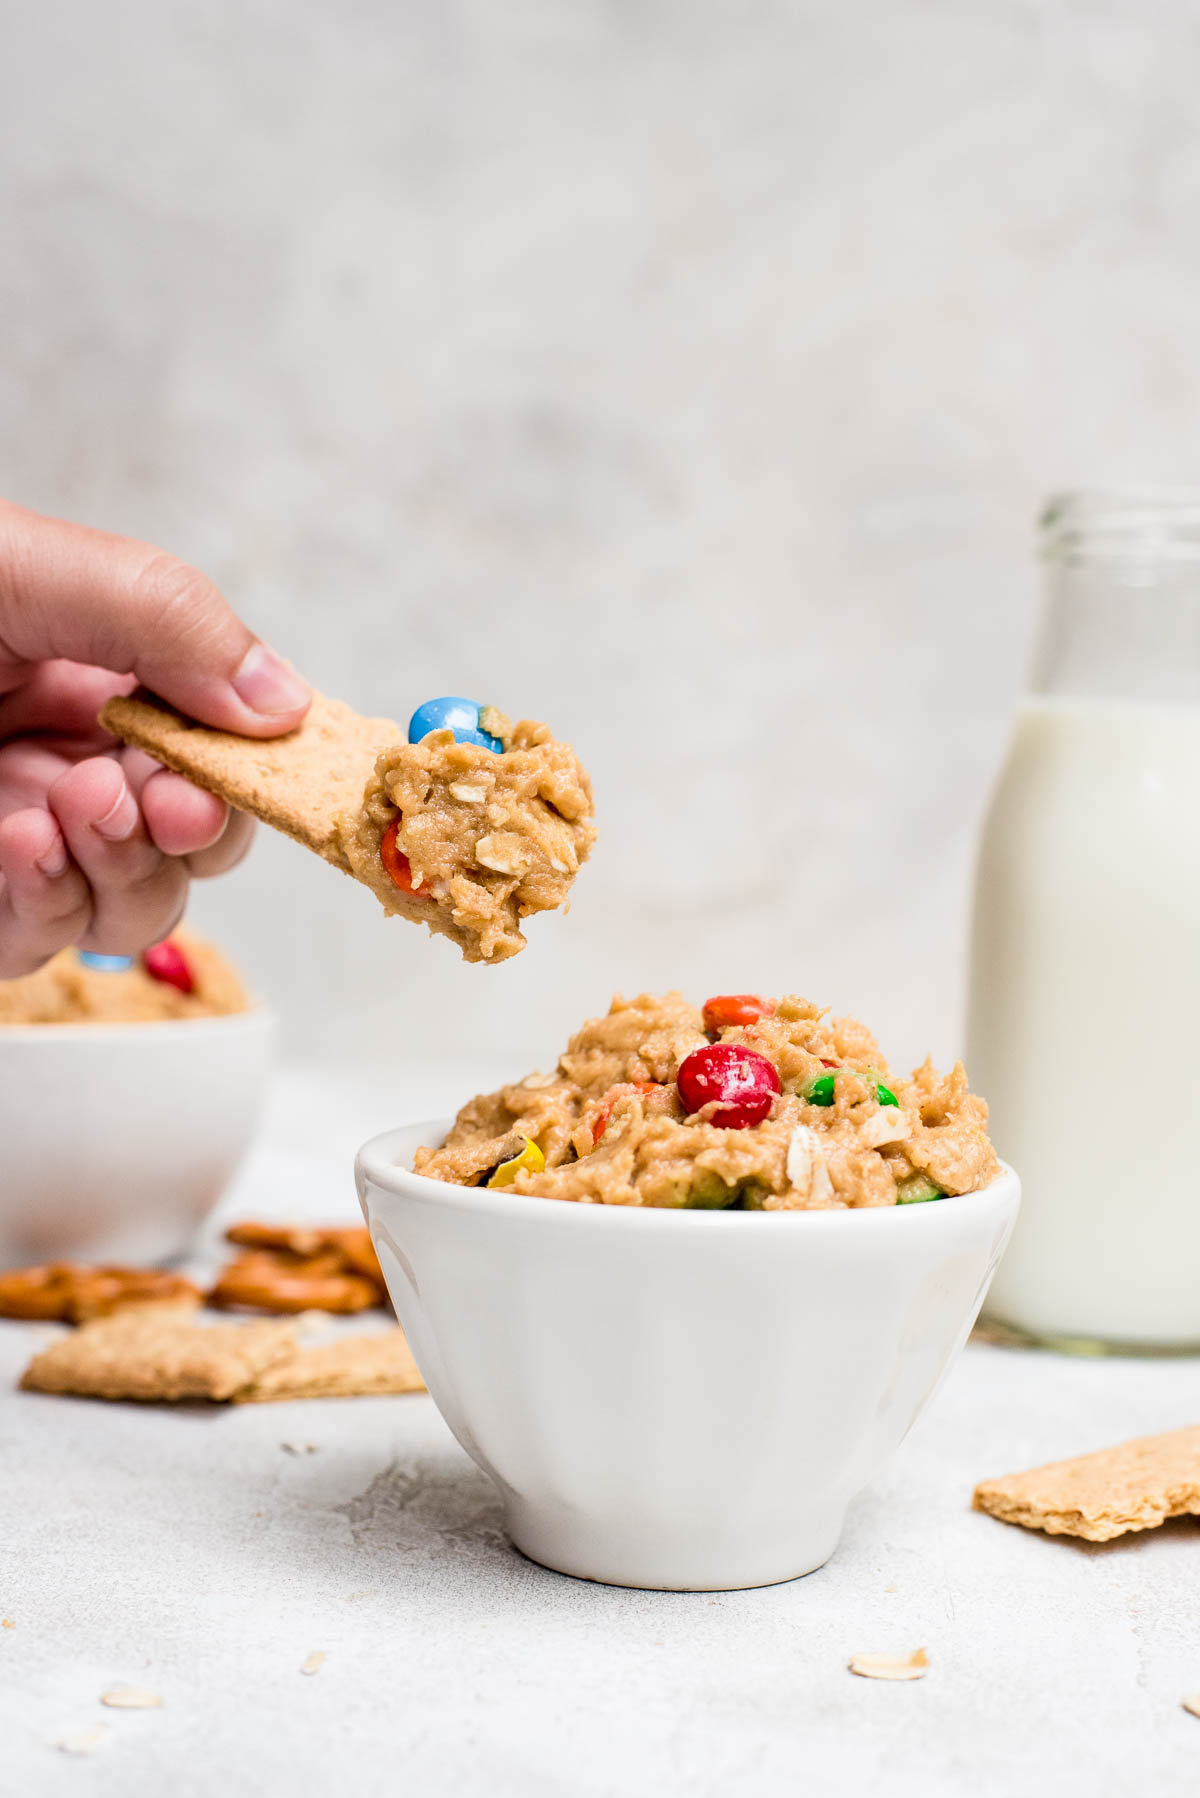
[4,0,1200,1077]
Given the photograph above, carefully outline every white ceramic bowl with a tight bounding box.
[357,1120,1020,1591]
[0,1009,274,1267]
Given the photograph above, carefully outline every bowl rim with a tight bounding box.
[357,1117,1020,1233]
[0,1002,274,1044]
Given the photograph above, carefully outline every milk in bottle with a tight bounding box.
[969,492,1200,1350]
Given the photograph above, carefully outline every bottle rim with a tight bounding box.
[1041,488,1200,564]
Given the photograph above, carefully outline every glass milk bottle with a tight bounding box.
[969,490,1200,1352]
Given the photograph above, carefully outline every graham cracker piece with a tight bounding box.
[973,1424,1200,1541]
[99,690,401,872]
[233,1328,425,1403]
[20,1308,296,1402]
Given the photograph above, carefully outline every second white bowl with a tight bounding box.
[357,1120,1020,1591]
[0,1008,274,1268]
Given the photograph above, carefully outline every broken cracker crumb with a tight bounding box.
[848,1648,929,1681]
[300,1651,326,1676]
[58,1724,108,1755]
[1183,1694,1200,1719]
[1,1618,14,1628]
[101,1685,162,1710]
[884,1584,899,1594]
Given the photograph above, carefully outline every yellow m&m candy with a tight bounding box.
[486,1138,545,1189]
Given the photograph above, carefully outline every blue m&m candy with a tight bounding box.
[78,952,135,972]
[407,696,503,754]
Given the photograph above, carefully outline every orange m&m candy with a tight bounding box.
[381,818,432,897]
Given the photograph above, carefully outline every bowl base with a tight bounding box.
[504,1500,843,1592]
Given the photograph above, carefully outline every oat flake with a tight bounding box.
[848,1648,929,1681]
[786,1125,834,1202]
[101,1685,162,1709]
[58,1725,108,1755]
[301,1651,326,1676]
[859,1106,911,1149]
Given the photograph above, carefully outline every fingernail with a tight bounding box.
[232,643,310,716]
[93,779,138,843]
[36,834,70,878]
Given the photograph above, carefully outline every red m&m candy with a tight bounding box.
[676,1044,780,1129]
[143,938,194,995]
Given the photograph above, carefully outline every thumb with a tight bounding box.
[0,499,311,737]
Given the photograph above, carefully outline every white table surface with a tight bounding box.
[2,1069,1199,1798]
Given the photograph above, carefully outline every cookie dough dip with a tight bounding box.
[416,991,1000,1209]
[0,928,249,1025]
[100,691,595,965]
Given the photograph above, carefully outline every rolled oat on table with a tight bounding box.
[415,990,1001,1209]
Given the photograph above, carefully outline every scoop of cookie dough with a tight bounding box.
[99,691,595,964]
[340,708,595,964]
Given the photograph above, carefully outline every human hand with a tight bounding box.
[0,499,311,976]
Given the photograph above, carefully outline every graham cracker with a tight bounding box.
[99,690,400,871]
[19,1308,296,1403]
[18,1310,424,1405]
[233,1328,425,1403]
[973,1424,1200,1542]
